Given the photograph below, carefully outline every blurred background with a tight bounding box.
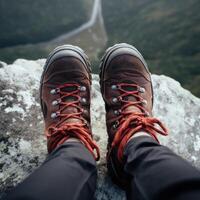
[0,0,199,96]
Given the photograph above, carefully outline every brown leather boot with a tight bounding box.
[40,45,100,160]
[99,43,168,187]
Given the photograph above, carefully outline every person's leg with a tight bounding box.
[124,136,200,200]
[5,141,97,200]
[99,43,200,199]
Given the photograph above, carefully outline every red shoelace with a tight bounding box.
[46,83,100,161]
[110,83,168,162]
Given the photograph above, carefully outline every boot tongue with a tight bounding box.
[59,88,82,124]
[122,85,143,114]
[61,96,79,114]
[124,104,142,114]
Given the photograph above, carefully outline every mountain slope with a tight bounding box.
[0,0,107,67]
[0,0,93,48]
[102,0,200,96]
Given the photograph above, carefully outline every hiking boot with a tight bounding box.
[99,43,168,187]
[40,45,100,160]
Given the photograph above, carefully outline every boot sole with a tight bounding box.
[40,44,91,113]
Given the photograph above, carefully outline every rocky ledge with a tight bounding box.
[0,59,200,199]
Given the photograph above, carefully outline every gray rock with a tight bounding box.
[0,59,200,199]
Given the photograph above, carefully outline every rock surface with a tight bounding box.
[0,59,200,199]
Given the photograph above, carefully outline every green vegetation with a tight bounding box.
[0,0,199,97]
[102,0,200,97]
[0,0,92,48]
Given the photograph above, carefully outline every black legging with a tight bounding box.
[5,136,200,200]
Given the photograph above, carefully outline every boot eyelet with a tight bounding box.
[111,85,118,90]
[51,112,59,119]
[79,86,87,92]
[145,111,150,117]
[80,97,87,104]
[138,87,145,93]
[112,97,118,103]
[52,100,58,106]
[114,109,121,115]
[50,88,60,95]
[142,99,147,106]
[52,99,61,106]
[81,108,87,114]
[113,121,119,129]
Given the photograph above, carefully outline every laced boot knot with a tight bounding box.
[46,83,100,161]
[110,83,168,162]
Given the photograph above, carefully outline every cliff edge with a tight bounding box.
[0,59,200,199]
